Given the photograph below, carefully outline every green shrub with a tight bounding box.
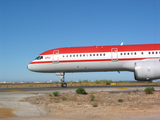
[76,88,86,94]
[93,103,98,107]
[53,91,59,96]
[144,87,154,94]
[151,87,155,91]
[91,94,95,101]
[118,99,123,102]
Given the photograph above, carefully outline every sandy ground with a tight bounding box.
[21,90,160,120]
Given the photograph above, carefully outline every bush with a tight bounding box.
[144,87,154,94]
[118,99,123,102]
[91,94,95,101]
[151,87,155,91]
[76,88,86,94]
[93,103,98,107]
[53,91,59,96]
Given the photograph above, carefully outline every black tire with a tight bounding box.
[61,83,67,88]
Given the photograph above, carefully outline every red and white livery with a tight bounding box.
[28,43,160,87]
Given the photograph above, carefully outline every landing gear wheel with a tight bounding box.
[61,83,67,88]
[56,72,67,88]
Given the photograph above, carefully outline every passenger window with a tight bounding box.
[152,52,154,54]
[90,54,92,56]
[103,53,105,56]
[97,54,99,56]
[124,53,126,55]
[66,55,68,57]
[70,55,72,57]
[149,52,151,54]
[131,52,133,55]
[100,54,102,56]
[80,54,82,57]
[134,52,136,55]
[73,55,75,57]
[93,54,95,56]
[63,55,65,57]
[120,53,122,55]
[141,52,143,55]
[156,52,158,54]
[83,54,85,57]
[76,54,78,57]
[127,53,129,55]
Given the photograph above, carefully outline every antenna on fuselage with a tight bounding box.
[120,42,123,46]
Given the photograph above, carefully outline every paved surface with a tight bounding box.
[0,85,160,120]
[0,85,159,93]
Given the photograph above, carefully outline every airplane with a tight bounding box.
[28,43,160,87]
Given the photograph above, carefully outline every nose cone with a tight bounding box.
[27,63,33,71]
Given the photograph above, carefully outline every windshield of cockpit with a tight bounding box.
[35,56,43,60]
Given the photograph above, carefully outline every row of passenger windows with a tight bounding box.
[62,51,160,58]
[63,53,106,57]
[120,51,160,56]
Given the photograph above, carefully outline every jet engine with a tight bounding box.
[134,59,160,81]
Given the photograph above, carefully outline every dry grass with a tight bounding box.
[0,82,159,88]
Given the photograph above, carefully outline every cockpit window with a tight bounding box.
[35,56,43,60]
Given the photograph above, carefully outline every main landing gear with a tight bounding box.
[56,72,67,88]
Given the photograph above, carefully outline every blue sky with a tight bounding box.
[1,0,160,82]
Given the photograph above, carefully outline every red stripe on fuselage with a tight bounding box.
[29,57,160,64]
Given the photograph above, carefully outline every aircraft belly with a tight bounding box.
[33,61,134,73]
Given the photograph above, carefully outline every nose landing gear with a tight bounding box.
[56,72,67,88]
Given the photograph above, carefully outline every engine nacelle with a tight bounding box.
[134,59,160,81]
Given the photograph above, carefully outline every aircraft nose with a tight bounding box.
[27,64,32,71]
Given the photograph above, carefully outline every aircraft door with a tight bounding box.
[111,48,118,61]
[53,50,59,63]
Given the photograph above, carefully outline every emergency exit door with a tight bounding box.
[111,48,118,61]
[53,50,59,63]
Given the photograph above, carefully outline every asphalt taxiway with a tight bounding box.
[0,85,160,93]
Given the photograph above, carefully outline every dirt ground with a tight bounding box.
[22,90,160,120]
[0,103,17,118]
